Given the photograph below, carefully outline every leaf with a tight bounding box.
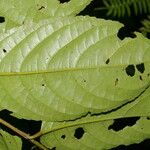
[41,117,150,150]
[140,15,150,37]
[0,130,22,150]
[40,87,150,149]
[101,0,150,17]
[0,0,92,28]
[0,16,149,122]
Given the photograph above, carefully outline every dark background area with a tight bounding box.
[0,0,150,150]
[79,0,148,34]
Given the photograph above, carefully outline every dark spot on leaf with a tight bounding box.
[3,49,7,53]
[139,75,143,81]
[51,147,56,150]
[74,127,85,139]
[117,26,136,40]
[0,16,5,23]
[42,84,45,87]
[115,78,119,86]
[147,117,150,120]
[125,65,135,77]
[38,6,45,10]
[148,73,150,77]
[108,117,140,131]
[136,63,145,73]
[61,134,66,139]
[105,58,110,64]
[59,0,70,3]
[83,79,86,83]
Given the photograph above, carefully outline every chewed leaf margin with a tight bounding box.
[0,0,93,30]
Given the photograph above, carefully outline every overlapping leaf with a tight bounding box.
[41,117,150,150]
[0,16,149,122]
[40,87,150,149]
[0,130,22,150]
[0,0,93,29]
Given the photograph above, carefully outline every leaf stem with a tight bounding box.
[0,118,48,150]
[94,7,107,11]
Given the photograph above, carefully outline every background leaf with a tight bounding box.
[40,87,150,150]
[0,130,22,150]
[0,0,93,29]
[41,117,150,150]
[140,15,150,37]
[99,0,150,17]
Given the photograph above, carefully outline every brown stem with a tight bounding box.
[0,118,49,150]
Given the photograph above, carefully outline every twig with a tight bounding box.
[0,118,49,150]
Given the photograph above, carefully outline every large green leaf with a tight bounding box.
[0,0,93,29]
[0,16,149,122]
[41,117,150,150]
[40,87,150,149]
[0,130,22,150]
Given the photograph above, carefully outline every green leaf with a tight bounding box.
[101,0,150,17]
[0,16,149,122]
[0,0,92,28]
[0,130,22,150]
[40,87,150,149]
[140,15,150,37]
[40,117,150,150]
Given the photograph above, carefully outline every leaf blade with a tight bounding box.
[0,130,22,150]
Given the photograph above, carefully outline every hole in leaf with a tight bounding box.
[0,16,5,23]
[139,75,143,81]
[61,135,66,139]
[74,127,85,139]
[110,139,150,150]
[125,65,135,77]
[83,79,86,83]
[38,6,45,10]
[42,84,45,87]
[115,78,119,86]
[3,49,7,53]
[105,58,110,64]
[108,117,140,131]
[136,63,145,74]
[147,117,150,120]
[117,26,136,40]
[59,0,70,3]
[51,147,56,150]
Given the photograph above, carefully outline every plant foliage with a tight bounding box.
[40,86,150,149]
[101,0,150,17]
[0,130,22,150]
[0,0,149,150]
[140,15,150,37]
[0,0,92,29]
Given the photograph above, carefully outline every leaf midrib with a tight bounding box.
[0,62,148,76]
